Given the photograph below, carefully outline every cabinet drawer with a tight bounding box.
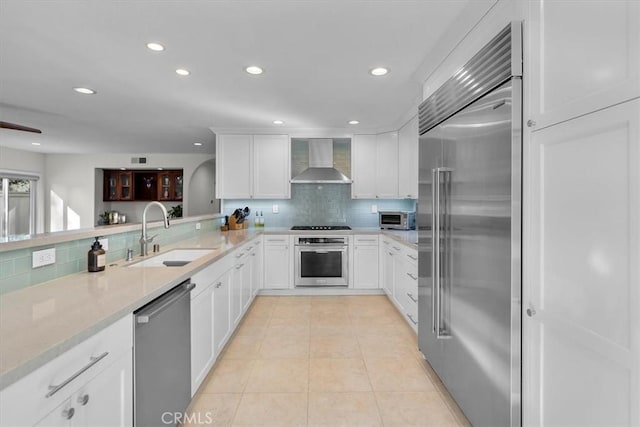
[354,235,379,246]
[0,315,132,427]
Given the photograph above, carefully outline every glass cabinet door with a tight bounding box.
[174,173,183,200]
[119,172,132,200]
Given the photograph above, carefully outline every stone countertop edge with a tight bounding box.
[0,213,224,253]
[0,228,260,391]
[260,227,418,247]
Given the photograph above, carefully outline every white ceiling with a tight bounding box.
[0,0,476,154]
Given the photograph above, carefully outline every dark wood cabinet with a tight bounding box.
[102,169,183,202]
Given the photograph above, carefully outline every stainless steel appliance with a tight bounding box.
[417,23,522,427]
[294,235,349,287]
[378,211,415,230]
[134,280,195,427]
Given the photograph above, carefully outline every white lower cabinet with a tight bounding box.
[190,281,215,396]
[380,238,394,296]
[263,236,291,289]
[250,239,263,296]
[379,238,418,333]
[0,315,133,427]
[213,270,231,356]
[353,235,379,289]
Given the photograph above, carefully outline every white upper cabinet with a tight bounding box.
[375,131,399,198]
[352,132,400,199]
[216,134,252,199]
[216,134,290,199]
[527,0,639,130]
[398,116,419,199]
[252,134,290,199]
[351,134,377,198]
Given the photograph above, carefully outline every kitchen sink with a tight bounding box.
[128,249,215,268]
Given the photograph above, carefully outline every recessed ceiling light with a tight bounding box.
[348,120,360,125]
[31,142,41,146]
[157,167,163,170]
[146,42,165,52]
[370,67,389,76]
[245,66,263,75]
[73,87,96,95]
[120,167,126,170]
[175,68,190,76]
[193,142,203,146]
[272,120,284,125]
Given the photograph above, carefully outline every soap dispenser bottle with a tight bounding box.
[88,237,106,272]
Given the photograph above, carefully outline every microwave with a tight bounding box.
[379,211,416,230]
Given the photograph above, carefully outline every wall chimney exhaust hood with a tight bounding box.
[290,139,352,184]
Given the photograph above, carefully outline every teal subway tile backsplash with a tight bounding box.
[0,218,219,294]
[223,184,415,228]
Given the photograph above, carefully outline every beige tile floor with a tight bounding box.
[183,295,470,427]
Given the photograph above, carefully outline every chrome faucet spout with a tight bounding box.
[140,202,170,256]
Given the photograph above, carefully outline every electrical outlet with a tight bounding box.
[195,222,201,230]
[371,204,378,214]
[98,238,109,251]
[32,248,56,268]
[272,204,279,214]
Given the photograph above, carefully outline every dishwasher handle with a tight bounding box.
[136,282,196,324]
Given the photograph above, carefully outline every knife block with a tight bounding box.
[228,216,247,230]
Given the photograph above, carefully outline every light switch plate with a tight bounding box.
[371,204,378,214]
[98,238,109,251]
[32,248,56,268]
[272,204,279,214]
[195,222,201,230]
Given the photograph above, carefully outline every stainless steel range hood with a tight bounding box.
[290,139,352,184]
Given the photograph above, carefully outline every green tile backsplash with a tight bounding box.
[0,218,218,294]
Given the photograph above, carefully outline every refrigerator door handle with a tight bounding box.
[432,168,440,335]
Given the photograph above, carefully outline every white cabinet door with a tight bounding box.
[351,134,377,199]
[213,270,231,355]
[250,240,263,296]
[230,256,246,326]
[353,245,379,289]
[253,135,290,199]
[381,241,395,296]
[526,0,639,130]
[524,100,640,427]
[241,256,252,312]
[79,351,133,427]
[375,131,399,198]
[398,116,419,199]
[190,283,214,396]
[216,135,252,199]
[263,237,291,289]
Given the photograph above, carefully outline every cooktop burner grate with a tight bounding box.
[291,225,352,231]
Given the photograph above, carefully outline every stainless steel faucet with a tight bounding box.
[140,201,170,256]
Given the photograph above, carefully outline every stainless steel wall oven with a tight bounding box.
[294,236,348,287]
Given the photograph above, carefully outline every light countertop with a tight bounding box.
[0,229,260,390]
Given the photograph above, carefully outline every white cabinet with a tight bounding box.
[230,250,249,326]
[524,99,640,427]
[375,131,399,198]
[216,134,290,199]
[263,235,291,289]
[253,135,290,199]
[250,239,263,296]
[398,116,419,199]
[526,0,639,130]
[0,315,133,427]
[190,281,214,396]
[351,134,377,198]
[213,270,231,356]
[216,134,252,199]
[353,235,379,289]
[351,132,399,199]
[379,237,418,332]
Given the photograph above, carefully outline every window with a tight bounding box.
[0,172,38,240]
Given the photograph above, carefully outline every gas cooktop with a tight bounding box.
[291,225,352,231]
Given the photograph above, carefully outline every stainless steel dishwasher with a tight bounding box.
[134,280,195,427]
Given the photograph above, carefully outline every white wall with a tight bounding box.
[188,159,218,215]
[0,145,46,233]
[45,153,214,231]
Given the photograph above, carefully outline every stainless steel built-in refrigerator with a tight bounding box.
[417,23,522,427]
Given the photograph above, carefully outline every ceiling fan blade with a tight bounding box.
[0,121,42,134]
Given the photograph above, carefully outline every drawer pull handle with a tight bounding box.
[78,394,90,406]
[215,281,222,288]
[235,263,244,270]
[251,253,256,257]
[407,313,418,325]
[235,253,244,258]
[393,246,401,251]
[388,252,394,256]
[245,246,253,251]
[62,407,75,420]
[406,272,418,281]
[46,352,109,398]
[407,254,417,261]
[407,292,418,303]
